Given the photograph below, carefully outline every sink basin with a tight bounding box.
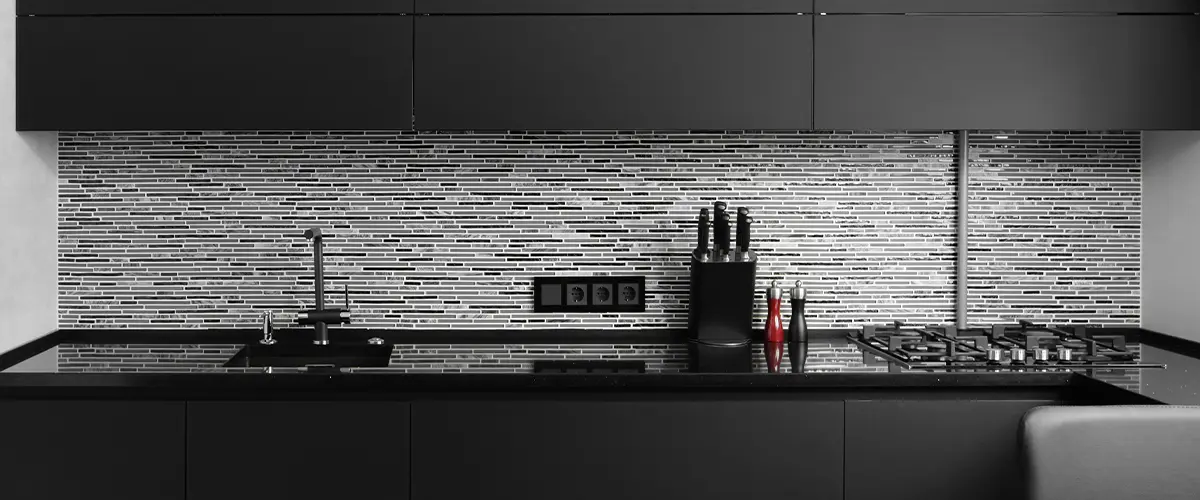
[224,342,393,368]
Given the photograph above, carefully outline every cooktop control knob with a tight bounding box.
[1010,348,1027,365]
[1057,346,1075,362]
[1033,348,1051,364]
[987,348,1005,365]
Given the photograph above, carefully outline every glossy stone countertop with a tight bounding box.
[0,336,1142,392]
[1,328,1190,403]
[1136,343,1200,405]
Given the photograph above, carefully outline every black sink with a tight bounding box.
[224,342,393,368]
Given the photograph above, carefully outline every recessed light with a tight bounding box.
[994,135,1009,139]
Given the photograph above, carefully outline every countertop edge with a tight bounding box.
[0,371,1081,396]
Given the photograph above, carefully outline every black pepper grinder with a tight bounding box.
[787,281,808,373]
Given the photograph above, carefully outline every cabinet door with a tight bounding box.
[0,401,185,500]
[415,15,813,130]
[17,0,413,15]
[418,0,811,13]
[187,401,410,500]
[816,0,1200,13]
[814,15,1200,130]
[17,16,413,130]
[845,400,1053,500]
[412,400,844,500]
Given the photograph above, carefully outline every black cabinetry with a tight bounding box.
[844,400,1054,500]
[816,0,1200,13]
[17,15,414,130]
[815,14,1200,130]
[411,400,844,500]
[414,15,813,130]
[417,0,811,13]
[186,401,411,500]
[0,401,185,500]
[17,0,1200,130]
[17,0,413,15]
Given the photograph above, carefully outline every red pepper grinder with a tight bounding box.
[764,280,785,373]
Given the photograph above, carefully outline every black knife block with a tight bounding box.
[687,255,756,373]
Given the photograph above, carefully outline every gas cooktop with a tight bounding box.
[848,320,1165,370]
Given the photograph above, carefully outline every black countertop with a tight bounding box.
[0,327,1191,404]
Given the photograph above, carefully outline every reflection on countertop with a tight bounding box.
[1139,344,1200,405]
[0,337,1140,393]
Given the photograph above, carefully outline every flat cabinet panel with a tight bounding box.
[18,0,414,15]
[187,401,410,500]
[815,15,1200,130]
[17,16,413,130]
[816,0,1200,13]
[418,0,812,14]
[411,401,843,500]
[845,400,1053,500]
[0,401,185,500]
[415,15,813,130]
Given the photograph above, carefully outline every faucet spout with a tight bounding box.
[297,228,351,345]
[305,228,329,345]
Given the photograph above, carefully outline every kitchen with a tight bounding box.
[2,0,1200,499]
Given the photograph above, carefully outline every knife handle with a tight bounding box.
[697,209,710,259]
[717,212,732,256]
[739,217,753,259]
[736,208,750,253]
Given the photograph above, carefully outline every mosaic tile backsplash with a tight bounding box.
[58,130,1139,331]
[967,131,1141,325]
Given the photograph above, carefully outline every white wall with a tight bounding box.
[1144,131,1200,342]
[0,1,58,355]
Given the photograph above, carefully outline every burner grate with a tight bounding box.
[847,320,1164,371]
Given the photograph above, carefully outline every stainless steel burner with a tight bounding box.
[848,320,1165,371]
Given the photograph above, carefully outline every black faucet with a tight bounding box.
[297,228,351,345]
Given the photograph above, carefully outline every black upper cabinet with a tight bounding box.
[17,0,414,15]
[418,0,812,14]
[415,15,813,130]
[187,401,411,500]
[817,0,1200,13]
[0,401,185,500]
[17,16,414,131]
[815,15,1200,130]
[411,400,844,500]
[845,400,1053,500]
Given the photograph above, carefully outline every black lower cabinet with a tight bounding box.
[844,400,1054,500]
[186,401,411,500]
[0,401,185,500]
[411,400,844,500]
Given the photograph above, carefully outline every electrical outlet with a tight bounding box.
[533,276,646,313]
[566,283,589,306]
[592,283,614,306]
[617,282,641,306]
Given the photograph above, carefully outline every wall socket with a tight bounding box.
[534,276,646,313]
